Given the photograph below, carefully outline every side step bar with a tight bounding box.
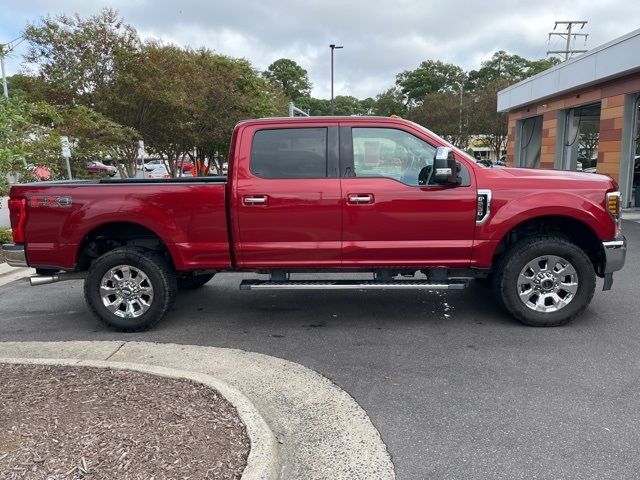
[240,279,467,291]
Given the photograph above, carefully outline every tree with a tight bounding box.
[396,60,465,106]
[186,49,287,175]
[527,57,561,76]
[466,51,560,91]
[0,96,62,195]
[332,95,366,116]
[295,97,331,116]
[407,92,469,148]
[263,58,312,102]
[372,88,406,117]
[468,81,510,160]
[23,8,140,105]
[57,106,140,178]
[360,97,376,115]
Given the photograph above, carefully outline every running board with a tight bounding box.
[240,279,467,291]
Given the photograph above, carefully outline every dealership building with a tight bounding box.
[498,28,640,207]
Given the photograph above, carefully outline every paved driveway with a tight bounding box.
[1,221,639,479]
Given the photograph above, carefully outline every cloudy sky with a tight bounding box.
[1,1,639,99]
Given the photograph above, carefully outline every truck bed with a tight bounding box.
[10,177,231,271]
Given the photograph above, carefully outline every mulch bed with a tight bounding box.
[0,364,250,479]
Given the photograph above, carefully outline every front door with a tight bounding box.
[339,125,477,267]
[234,124,342,268]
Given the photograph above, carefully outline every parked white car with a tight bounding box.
[145,164,170,179]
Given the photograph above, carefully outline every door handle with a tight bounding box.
[348,194,374,204]
[243,195,268,205]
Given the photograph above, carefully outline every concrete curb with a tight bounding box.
[0,264,33,287]
[0,356,280,480]
[0,341,396,479]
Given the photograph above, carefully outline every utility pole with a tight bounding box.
[547,21,588,61]
[329,44,343,114]
[0,36,25,98]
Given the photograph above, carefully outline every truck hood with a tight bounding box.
[485,166,618,189]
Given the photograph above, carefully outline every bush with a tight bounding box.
[0,228,12,244]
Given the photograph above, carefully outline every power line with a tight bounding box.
[547,21,589,61]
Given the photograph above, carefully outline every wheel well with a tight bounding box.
[492,216,604,276]
[77,222,173,271]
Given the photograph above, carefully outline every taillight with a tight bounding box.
[606,191,621,220]
[8,198,27,244]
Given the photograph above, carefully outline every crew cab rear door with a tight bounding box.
[339,122,477,267]
[232,122,342,268]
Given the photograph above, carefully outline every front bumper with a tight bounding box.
[601,235,626,291]
[2,244,28,268]
[602,235,626,274]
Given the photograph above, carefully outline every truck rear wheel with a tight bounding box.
[84,247,177,331]
[494,236,595,327]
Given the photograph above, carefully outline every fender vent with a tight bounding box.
[477,189,492,224]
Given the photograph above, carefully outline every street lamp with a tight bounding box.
[454,81,464,141]
[330,44,343,114]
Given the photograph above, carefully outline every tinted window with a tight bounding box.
[251,128,327,178]
[351,128,436,185]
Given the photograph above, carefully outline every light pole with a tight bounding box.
[454,81,464,141]
[330,44,343,114]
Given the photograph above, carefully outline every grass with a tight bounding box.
[0,228,12,244]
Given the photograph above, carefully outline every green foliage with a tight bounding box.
[396,60,466,105]
[58,105,140,177]
[0,228,12,244]
[467,80,511,159]
[466,51,559,91]
[24,7,140,104]
[295,97,331,116]
[407,91,468,147]
[263,58,312,102]
[0,96,63,195]
[332,95,366,116]
[372,88,406,117]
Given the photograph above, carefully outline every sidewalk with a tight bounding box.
[0,341,395,480]
[0,263,34,287]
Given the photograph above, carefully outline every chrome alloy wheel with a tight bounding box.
[100,265,154,318]
[517,255,579,313]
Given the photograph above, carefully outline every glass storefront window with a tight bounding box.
[562,103,601,172]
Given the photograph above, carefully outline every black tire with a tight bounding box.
[177,273,214,290]
[494,236,596,327]
[84,247,177,332]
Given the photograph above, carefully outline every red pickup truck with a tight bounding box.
[2,116,627,331]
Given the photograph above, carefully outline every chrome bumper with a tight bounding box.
[2,244,28,268]
[602,235,626,274]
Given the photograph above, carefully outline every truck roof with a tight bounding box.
[236,116,416,128]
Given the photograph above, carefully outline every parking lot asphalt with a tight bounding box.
[1,220,640,480]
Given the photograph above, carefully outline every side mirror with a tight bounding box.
[432,147,461,185]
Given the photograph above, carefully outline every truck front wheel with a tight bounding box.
[495,236,595,327]
[84,247,177,331]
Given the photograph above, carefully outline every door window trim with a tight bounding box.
[249,126,339,179]
[339,126,471,187]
